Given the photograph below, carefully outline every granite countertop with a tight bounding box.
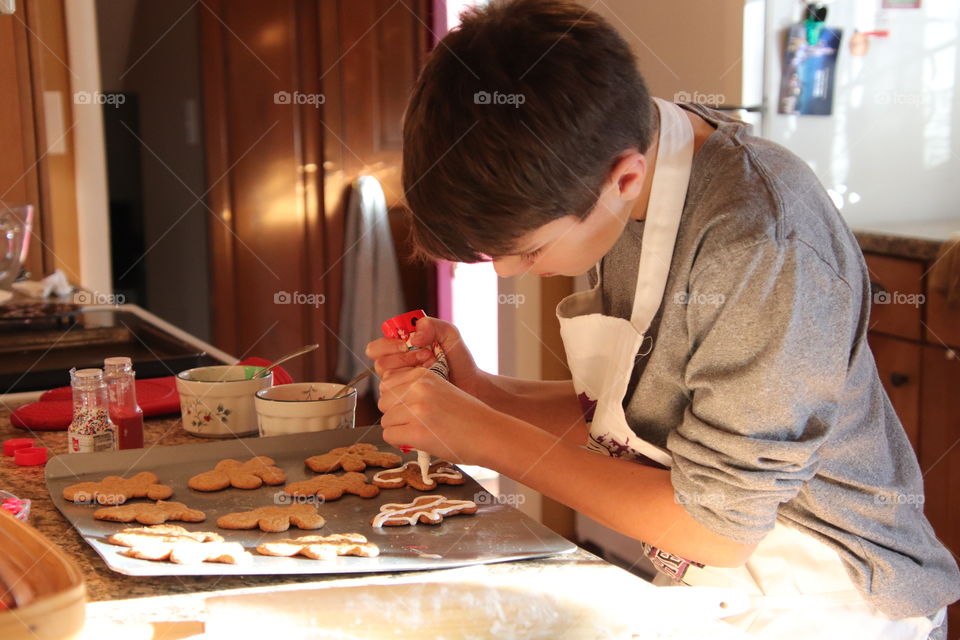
[853,218,960,262]
[0,402,642,631]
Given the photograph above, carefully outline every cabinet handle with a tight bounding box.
[890,372,910,387]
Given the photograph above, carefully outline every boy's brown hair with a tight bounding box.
[402,0,655,262]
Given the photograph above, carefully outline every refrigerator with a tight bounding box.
[581,0,960,570]
[593,0,960,229]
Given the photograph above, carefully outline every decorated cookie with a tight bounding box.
[217,504,325,533]
[304,443,401,473]
[284,472,380,501]
[94,500,205,525]
[107,524,223,546]
[188,456,286,491]
[106,524,251,565]
[372,461,465,491]
[371,494,478,527]
[256,533,380,560]
[63,471,173,505]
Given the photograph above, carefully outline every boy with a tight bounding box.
[366,1,959,636]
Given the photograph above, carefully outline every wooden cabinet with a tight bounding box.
[868,333,921,451]
[864,251,960,632]
[200,0,434,403]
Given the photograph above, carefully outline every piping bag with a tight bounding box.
[381,310,450,486]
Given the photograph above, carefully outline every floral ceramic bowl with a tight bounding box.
[176,365,273,438]
[255,382,356,436]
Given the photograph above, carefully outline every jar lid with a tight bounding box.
[104,357,134,376]
[70,367,105,391]
[3,438,34,457]
[14,447,48,466]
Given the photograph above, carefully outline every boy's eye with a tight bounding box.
[519,247,544,262]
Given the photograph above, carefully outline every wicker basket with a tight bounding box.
[0,510,85,639]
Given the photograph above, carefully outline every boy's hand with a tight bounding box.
[365,317,483,397]
[378,366,501,466]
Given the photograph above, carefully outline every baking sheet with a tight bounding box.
[45,426,576,576]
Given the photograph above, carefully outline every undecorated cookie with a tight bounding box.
[284,471,380,501]
[304,443,401,473]
[94,500,205,525]
[188,456,286,491]
[106,524,251,565]
[217,504,325,533]
[63,471,173,505]
[256,533,379,560]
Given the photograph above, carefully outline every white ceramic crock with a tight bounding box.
[255,382,357,436]
[176,365,273,438]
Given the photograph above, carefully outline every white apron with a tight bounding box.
[556,98,945,639]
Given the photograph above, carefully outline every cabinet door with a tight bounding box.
[863,253,924,341]
[919,344,960,634]
[201,1,430,383]
[867,333,921,451]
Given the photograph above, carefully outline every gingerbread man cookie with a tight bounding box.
[304,443,401,473]
[188,456,286,491]
[106,524,251,565]
[256,533,380,560]
[284,471,380,501]
[94,500,205,525]
[371,495,478,527]
[372,461,465,491]
[63,471,173,505]
[107,524,223,546]
[217,504,325,533]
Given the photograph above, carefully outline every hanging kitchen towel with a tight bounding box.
[335,176,406,400]
[928,233,960,307]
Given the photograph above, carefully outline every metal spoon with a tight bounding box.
[254,344,320,378]
[331,367,374,398]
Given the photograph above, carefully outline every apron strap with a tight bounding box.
[629,98,694,334]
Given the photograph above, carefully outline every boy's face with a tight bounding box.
[491,151,646,278]
[492,184,632,278]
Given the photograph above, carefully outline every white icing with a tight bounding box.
[417,450,432,485]
[372,461,463,486]
[372,495,476,527]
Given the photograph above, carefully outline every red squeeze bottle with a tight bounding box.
[381,310,449,480]
[104,357,145,449]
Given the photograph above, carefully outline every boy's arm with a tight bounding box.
[479,413,758,568]
[469,373,588,445]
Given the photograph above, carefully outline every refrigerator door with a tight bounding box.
[762,1,960,227]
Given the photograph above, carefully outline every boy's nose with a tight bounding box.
[492,257,524,278]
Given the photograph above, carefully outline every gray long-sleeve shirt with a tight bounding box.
[596,103,960,618]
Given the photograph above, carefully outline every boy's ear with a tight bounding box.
[611,151,647,201]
